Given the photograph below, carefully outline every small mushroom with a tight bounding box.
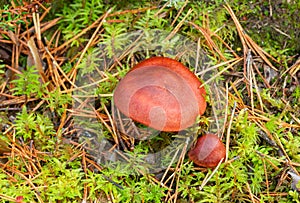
[113,57,206,132]
[188,133,226,168]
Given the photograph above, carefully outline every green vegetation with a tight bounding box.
[0,0,299,202]
[11,66,47,98]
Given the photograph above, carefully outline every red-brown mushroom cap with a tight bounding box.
[188,133,226,168]
[113,57,206,132]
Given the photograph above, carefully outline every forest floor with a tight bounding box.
[0,0,299,202]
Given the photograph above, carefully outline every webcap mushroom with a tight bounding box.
[188,133,226,168]
[113,57,206,132]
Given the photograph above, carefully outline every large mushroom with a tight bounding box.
[113,57,206,132]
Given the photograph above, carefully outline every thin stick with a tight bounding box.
[225,101,236,162]
[246,49,254,111]
[73,9,112,69]
[200,58,243,88]
[165,8,193,41]
[251,62,264,111]
[246,182,257,203]
[194,38,201,74]
[170,0,188,27]
[199,158,224,191]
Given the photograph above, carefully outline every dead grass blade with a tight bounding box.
[188,21,227,61]
[27,37,52,89]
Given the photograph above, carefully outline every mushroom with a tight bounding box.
[113,56,206,132]
[188,133,226,168]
